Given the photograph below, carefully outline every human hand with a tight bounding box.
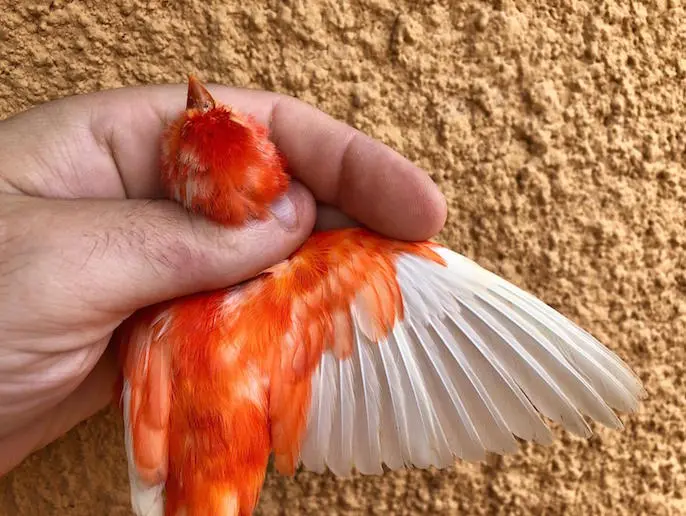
[0,83,447,475]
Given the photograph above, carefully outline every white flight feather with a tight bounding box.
[476,292,621,429]
[444,310,553,444]
[122,380,165,516]
[391,322,448,468]
[436,249,644,402]
[405,319,484,462]
[397,267,488,460]
[335,352,355,476]
[299,353,328,473]
[323,355,345,476]
[351,323,383,474]
[460,299,590,436]
[368,340,405,470]
[377,333,415,465]
[492,285,642,411]
[429,317,518,453]
[299,246,645,476]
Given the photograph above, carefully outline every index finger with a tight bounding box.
[2,83,447,241]
[265,94,448,241]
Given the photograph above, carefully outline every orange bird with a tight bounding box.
[116,76,645,516]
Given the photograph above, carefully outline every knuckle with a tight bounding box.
[0,197,40,312]
[118,202,210,277]
[0,197,34,267]
[139,207,195,274]
[185,210,240,266]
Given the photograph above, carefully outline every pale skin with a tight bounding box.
[0,83,447,476]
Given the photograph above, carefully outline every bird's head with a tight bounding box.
[160,75,289,226]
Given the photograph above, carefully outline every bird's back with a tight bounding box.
[119,228,445,515]
[161,289,274,515]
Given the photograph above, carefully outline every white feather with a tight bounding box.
[391,322,447,468]
[405,320,481,463]
[477,292,621,429]
[299,355,327,473]
[436,248,644,402]
[368,340,405,470]
[444,310,553,444]
[335,351,356,476]
[430,316,518,452]
[122,380,165,516]
[298,245,645,476]
[351,324,383,474]
[492,284,642,411]
[406,318,485,461]
[377,333,415,465]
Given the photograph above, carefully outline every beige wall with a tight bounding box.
[1,1,683,514]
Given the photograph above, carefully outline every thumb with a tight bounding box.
[0,182,315,319]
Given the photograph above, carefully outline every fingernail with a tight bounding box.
[270,192,298,231]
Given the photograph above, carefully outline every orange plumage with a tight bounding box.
[117,76,644,516]
[160,76,288,226]
[119,228,444,514]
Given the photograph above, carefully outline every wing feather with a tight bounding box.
[377,331,416,465]
[405,319,484,462]
[117,307,172,516]
[492,285,641,411]
[330,351,355,476]
[391,323,448,468]
[287,231,644,476]
[122,380,165,516]
[320,357,343,474]
[429,317,518,453]
[445,310,553,444]
[458,300,589,436]
[368,340,405,471]
[476,293,622,430]
[352,324,383,474]
[299,354,332,473]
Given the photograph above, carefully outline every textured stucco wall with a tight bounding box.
[1,1,684,514]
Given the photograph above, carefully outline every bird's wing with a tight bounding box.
[268,228,645,477]
[117,306,173,516]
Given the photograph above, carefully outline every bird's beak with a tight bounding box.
[186,74,216,112]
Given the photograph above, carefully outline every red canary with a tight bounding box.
[116,76,645,516]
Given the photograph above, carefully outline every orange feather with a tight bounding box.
[159,76,288,226]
